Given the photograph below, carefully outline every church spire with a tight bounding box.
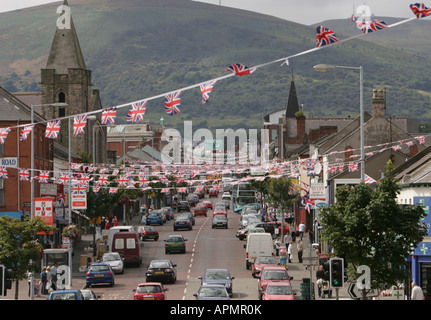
[45,1,86,74]
[285,69,299,118]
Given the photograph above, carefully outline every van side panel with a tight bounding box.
[107,226,134,252]
[245,233,274,269]
[112,231,142,267]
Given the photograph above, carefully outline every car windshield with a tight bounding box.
[267,285,293,295]
[102,254,120,262]
[149,212,161,217]
[167,236,183,242]
[256,257,277,264]
[137,285,161,293]
[89,265,110,272]
[150,261,171,268]
[214,215,227,221]
[205,270,230,280]
[262,270,289,280]
[51,292,78,300]
[199,287,229,297]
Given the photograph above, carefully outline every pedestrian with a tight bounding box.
[298,221,306,241]
[260,208,265,222]
[114,216,118,226]
[51,263,57,290]
[297,240,303,263]
[290,225,296,242]
[284,232,291,246]
[101,217,106,230]
[105,218,110,230]
[27,271,32,297]
[287,241,293,263]
[46,266,52,293]
[309,229,314,244]
[40,267,48,295]
[316,265,325,298]
[411,282,424,300]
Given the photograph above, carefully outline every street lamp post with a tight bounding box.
[313,64,364,183]
[30,102,68,300]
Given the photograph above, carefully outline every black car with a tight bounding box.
[212,214,228,229]
[146,260,177,284]
[178,201,190,212]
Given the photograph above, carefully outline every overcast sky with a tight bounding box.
[0,0,422,25]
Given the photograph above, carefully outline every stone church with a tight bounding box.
[40,0,107,164]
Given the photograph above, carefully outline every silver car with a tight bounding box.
[101,252,124,274]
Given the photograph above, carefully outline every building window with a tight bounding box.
[59,108,65,117]
[58,91,66,103]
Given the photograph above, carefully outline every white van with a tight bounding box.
[107,226,135,252]
[244,233,275,269]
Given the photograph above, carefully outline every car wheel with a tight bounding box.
[110,281,114,287]
[174,227,177,231]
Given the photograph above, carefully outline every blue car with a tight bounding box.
[173,215,192,231]
[193,284,231,300]
[86,263,115,287]
[146,211,164,225]
[198,269,235,294]
[48,290,84,300]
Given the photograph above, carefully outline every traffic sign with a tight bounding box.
[348,282,377,299]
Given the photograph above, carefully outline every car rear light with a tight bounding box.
[86,272,90,276]
[166,268,173,272]
[108,271,112,275]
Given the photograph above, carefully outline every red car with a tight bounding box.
[257,266,292,299]
[213,209,227,216]
[133,282,168,300]
[262,282,295,300]
[251,255,279,278]
[202,200,213,210]
[209,188,218,197]
[194,205,208,216]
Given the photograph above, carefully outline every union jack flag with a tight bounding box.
[164,91,182,115]
[19,168,30,181]
[71,184,87,195]
[301,197,314,212]
[126,100,147,122]
[73,114,88,135]
[117,175,129,187]
[38,171,50,183]
[200,80,217,104]
[226,64,256,76]
[410,3,431,18]
[415,136,425,144]
[363,20,387,34]
[20,124,34,141]
[45,120,61,139]
[101,107,117,125]
[316,26,339,47]
[56,193,66,206]
[57,173,70,185]
[97,174,109,186]
[92,186,100,193]
[348,162,359,172]
[0,128,11,144]
[78,173,92,185]
[364,174,376,184]
[161,188,170,193]
[109,187,118,194]
[0,166,8,179]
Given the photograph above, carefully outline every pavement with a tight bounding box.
[2,215,353,301]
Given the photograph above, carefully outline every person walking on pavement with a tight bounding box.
[297,240,303,263]
[287,241,293,263]
[411,282,424,300]
[51,263,58,290]
[40,267,48,295]
[316,265,325,298]
[298,221,306,241]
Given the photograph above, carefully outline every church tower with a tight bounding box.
[40,0,107,164]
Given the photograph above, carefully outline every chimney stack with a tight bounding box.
[372,89,386,118]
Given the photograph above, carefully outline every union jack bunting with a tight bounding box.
[164,91,182,115]
[117,175,129,187]
[71,184,87,195]
[126,100,147,122]
[38,171,50,183]
[92,186,100,193]
[161,188,170,193]
[0,128,11,144]
[348,162,359,172]
[0,166,8,179]
[364,174,377,184]
[362,20,387,33]
[109,187,118,194]
[45,120,61,139]
[226,64,256,76]
[97,174,109,186]
[58,173,70,185]
[73,114,88,135]
[301,197,314,212]
[200,80,217,104]
[410,3,431,18]
[101,107,117,125]
[20,124,34,141]
[56,193,66,207]
[316,26,339,47]
[19,168,30,181]
[415,136,425,144]
[78,173,92,185]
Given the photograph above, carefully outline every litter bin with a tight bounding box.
[300,278,315,300]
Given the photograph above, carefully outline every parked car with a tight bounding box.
[193,284,231,300]
[261,282,295,300]
[257,266,292,299]
[173,215,192,231]
[48,290,84,300]
[162,207,175,220]
[194,205,207,217]
[199,269,234,294]
[165,234,187,254]
[101,252,124,274]
[136,225,159,241]
[146,211,164,225]
[133,282,168,300]
[181,212,195,225]
[86,263,115,287]
[81,289,100,300]
[209,188,219,197]
[146,260,177,284]
[178,201,190,212]
[251,255,279,278]
[253,222,276,238]
[212,214,228,229]
[202,200,213,209]
[239,214,261,229]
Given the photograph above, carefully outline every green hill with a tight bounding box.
[1,0,431,131]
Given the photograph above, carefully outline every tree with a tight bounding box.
[319,161,428,299]
[0,216,55,299]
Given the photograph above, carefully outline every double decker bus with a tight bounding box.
[232,182,258,212]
